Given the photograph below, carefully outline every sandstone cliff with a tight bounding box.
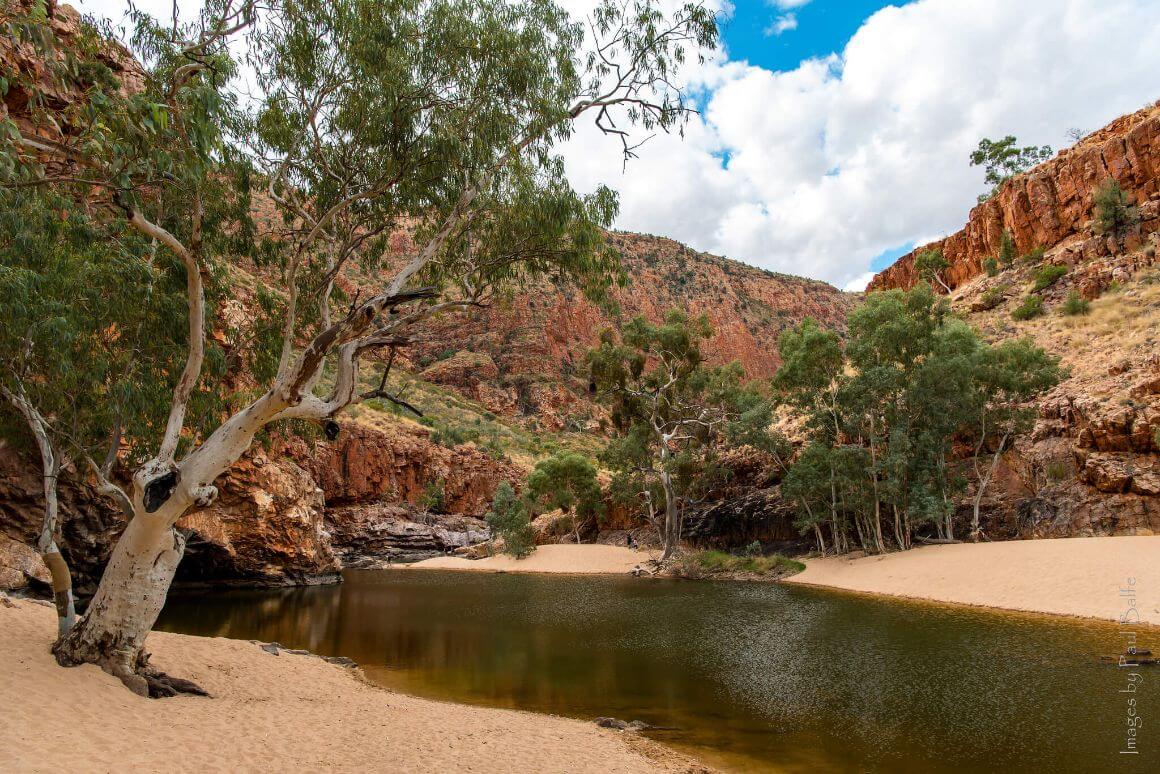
[870,101,1160,292]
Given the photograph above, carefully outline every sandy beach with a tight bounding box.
[786,535,1160,624]
[0,599,705,774]
[410,544,653,575]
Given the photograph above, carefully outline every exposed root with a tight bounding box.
[54,637,209,698]
[141,667,210,698]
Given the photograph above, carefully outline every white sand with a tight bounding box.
[410,544,652,575]
[786,535,1160,624]
[0,599,707,773]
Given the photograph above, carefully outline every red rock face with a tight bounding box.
[870,102,1160,292]
[410,232,856,429]
[288,420,524,516]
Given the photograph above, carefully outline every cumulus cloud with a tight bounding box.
[561,0,1160,288]
[765,13,798,36]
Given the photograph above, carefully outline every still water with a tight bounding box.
[157,570,1155,773]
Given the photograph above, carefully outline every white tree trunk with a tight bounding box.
[54,516,185,695]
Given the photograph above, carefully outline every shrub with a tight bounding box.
[1045,460,1070,482]
[485,482,535,558]
[1019,246,1046,265]
[1061,289,1090,316]
[998,230,1017,267]
[743,540,762,557]
[1031,264,1067,291]
[1011,295,1045,320]
[983,256,999,276]
[421,479,446,513]
[978,284,1008,310]
[671,550,805,579]
[1093,178,1140,237]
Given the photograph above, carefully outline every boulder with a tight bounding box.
[0,533,50,591]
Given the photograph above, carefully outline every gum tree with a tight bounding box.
[970,136,1052,201]
[1,0,717,693]
[589,310,747,559]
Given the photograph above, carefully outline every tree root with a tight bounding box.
[55,638,210,698]
[140,667,210,698]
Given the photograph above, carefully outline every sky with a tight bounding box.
[77,0,1160,290]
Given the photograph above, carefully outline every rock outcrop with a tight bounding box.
[870,102,1160,292]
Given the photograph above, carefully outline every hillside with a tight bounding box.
[403,231,854,431]
[868,101,1160,539]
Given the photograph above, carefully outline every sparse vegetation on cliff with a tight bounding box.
[1011,295,1045,320]
[970,136,1053,202]
[1093,178,1140,238]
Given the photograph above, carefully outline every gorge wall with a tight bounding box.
[869,101,1160,292]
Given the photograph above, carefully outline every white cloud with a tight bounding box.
[76,0,1160,289]
[842,272,876,292]
[562,0,1160,288]
[765,13,798,36]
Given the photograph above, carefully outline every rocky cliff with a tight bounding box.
[870,101,1160,292]
[866,101,1160,539]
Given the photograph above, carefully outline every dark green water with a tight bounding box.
[157,570,1156,773]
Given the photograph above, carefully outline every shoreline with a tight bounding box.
[784,535,1160,625]
[414,537,1160,626]
[0,599,709,773]
[408,543,656,575]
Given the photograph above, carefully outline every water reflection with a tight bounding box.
[158,571,1156,773]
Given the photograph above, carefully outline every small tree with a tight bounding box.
[983,256,999,277]
[589,311,747,559]
[485,482,535,558]
[970,136,1053,201]
[998,229,1018,267]
[525,452,604,543]
[1092,178,1140,239]
[914,247,951,293]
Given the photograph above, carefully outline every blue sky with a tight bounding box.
[721,1,911,73]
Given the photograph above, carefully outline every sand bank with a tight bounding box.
[0,599,705,773]
[786,535,1160,624]
[410,544,651,575]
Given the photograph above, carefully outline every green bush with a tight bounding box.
[1031,264,1067,291]
[1011,295,1045,320]
[998,230,1017,267]
[1061,289,1090,316]
[978,284,1008,310]
[485,482,535,558]
[673,550,805,579]
[1093,178,1140,237]
[983,256,999,276]
[421,479,446,513]
[1045,460,1070,482]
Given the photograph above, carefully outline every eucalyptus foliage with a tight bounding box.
[777,284,1060,553]
[589,310,758,558]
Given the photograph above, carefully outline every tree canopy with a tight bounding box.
[970,136,1053,202]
